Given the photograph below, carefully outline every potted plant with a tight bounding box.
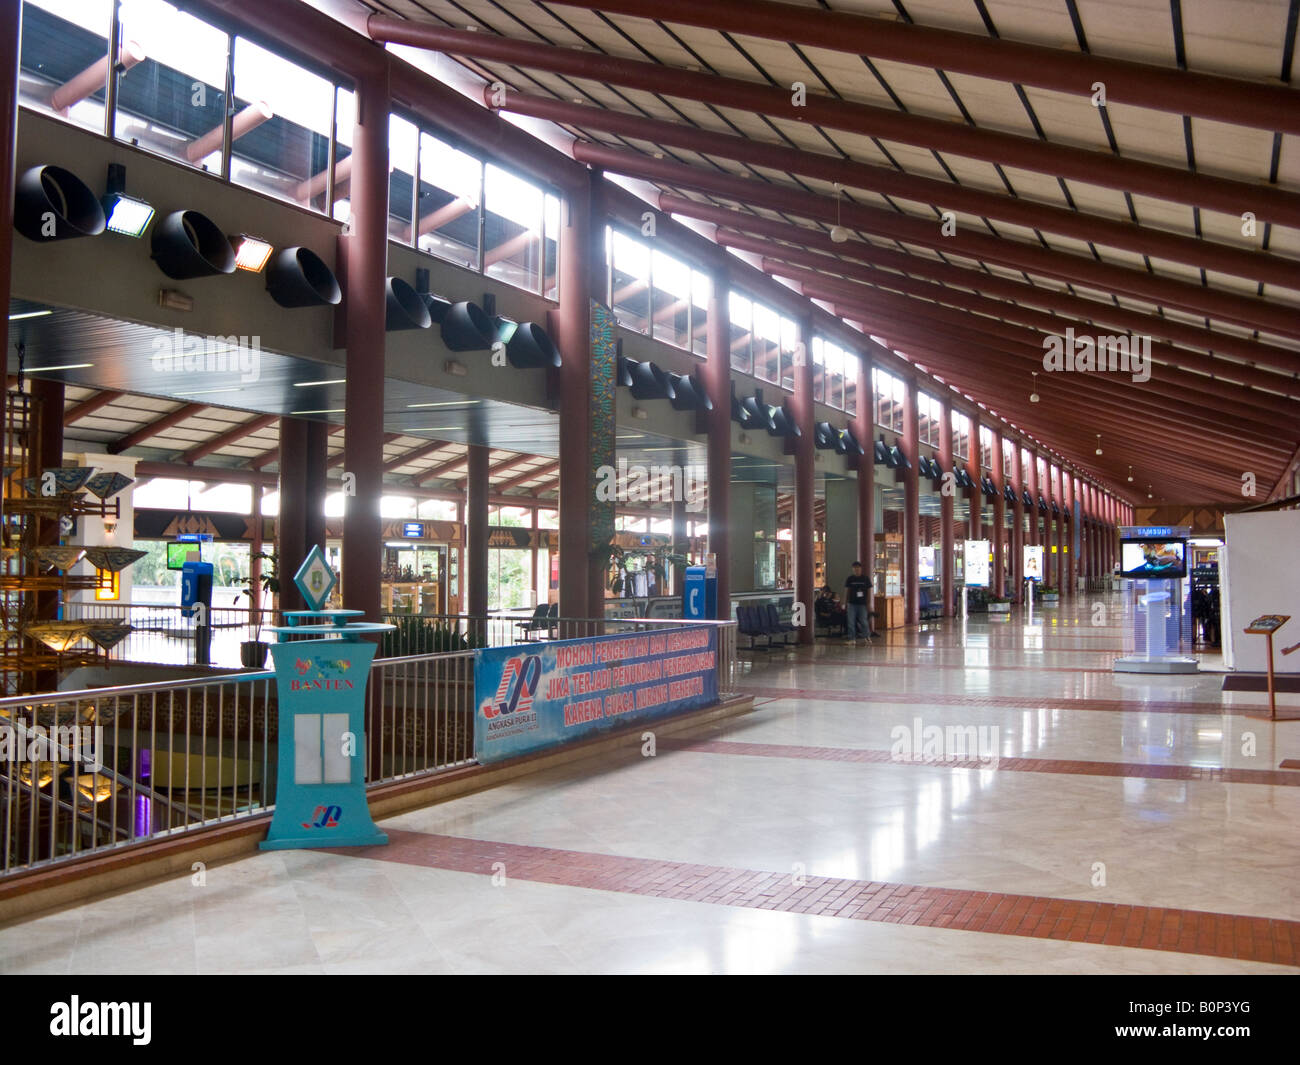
[235,551,279,668]
[1039,585,1060,603]
[988,595,1012,613]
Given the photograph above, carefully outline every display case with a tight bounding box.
[874,533,902,598]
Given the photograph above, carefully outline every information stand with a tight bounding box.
[260,546,394,850]
[1243,615,1291,721]
[1113,525,1197,675]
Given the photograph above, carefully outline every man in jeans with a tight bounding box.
[844,561,872,645]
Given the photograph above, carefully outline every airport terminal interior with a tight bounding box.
[0,0,1297,977]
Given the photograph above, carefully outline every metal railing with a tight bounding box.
[0,617,736,879]
[62,602,272,671]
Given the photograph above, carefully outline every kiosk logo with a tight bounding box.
[50,997,151,1045]
[302,804,342,829]
[150,327,262,383]
[1041,328,1151,383]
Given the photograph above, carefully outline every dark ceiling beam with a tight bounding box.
[181,413,278,465]
[489,454,541,481]
[676,196,1300,379]
[574,142,1300,342]
[798,276,1298,430]
[327,432,402,469]
[367,18,1300,227]
[107,403,208,455]
[497,91,1299,291]
[560,0,1300,135]
[413,453,469,486]
[63,391,118,426]
[498,461,559,493]
[384,439,453,474]
[708,224,1300,388]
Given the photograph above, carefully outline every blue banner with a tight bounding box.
[474,627,719,763]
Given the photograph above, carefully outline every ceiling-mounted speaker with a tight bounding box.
[151,209,235,279]
[14,164,106,242]
[440,301,496,351]
[504,322,562,368]
[265,246,341,307]
[668,372,713,412]
[385,276,432,331]
[618,357,675,401]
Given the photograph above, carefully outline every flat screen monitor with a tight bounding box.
[166,542,200,570]
[1120,539,1186,580]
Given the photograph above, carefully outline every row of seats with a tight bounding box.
[917,586,943,620]
[736,604,796,649]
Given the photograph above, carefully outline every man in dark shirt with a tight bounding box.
[844,562,872,644]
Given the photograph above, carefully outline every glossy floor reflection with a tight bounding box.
[2,592,1297,974]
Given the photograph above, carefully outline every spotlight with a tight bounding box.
[101,163,153,238]
[151,209,235,279]
[14,164,105,241]
[230,234,274,273]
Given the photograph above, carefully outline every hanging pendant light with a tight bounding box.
[1029,371,1040,403]
[829,183,849,243]
[1094,434,1103,456]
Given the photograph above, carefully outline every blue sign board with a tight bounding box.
[402,522,423,538]
[474,626,719,764]
[180,560,213,618]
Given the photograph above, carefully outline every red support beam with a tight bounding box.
[107,403,208,455]
[63,391,118,426]
[498,461,559,493]
[559,0,1300,136]
[181,413,278,464]
[368,18,1300,228]
[384,439,453,474]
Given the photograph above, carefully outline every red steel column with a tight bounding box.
[1064,472,1075,597]
[466,443,489,620]
[968,416,982,541]
[553,173,594,620]
[0,0,19,388]
[854,354,875,616]
[703,269,731,617]
[1043,463,1056,590]
[902,376,920,625]
[1056,466,1068,597]
[938,394,954,617]
[990,426,1005,598]
[278,417,309,613]
[340,65,390,621]
[1010,440,1024,596]
[791,317,816,644]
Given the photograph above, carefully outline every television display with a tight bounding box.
[1120,540,1186,579]
[166,542,200,570]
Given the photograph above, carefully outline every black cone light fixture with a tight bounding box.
[667,372,713,412]
[151,209,235,279]
[618,356,676,401]
[385,276,432,331]
[14,164,106,241]
[265,246,341,308]
[440,301,496,351]
[499,321,561,368]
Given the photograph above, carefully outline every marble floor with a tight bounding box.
[2,593,1297,974]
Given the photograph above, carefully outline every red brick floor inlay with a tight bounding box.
[657,738,1300,787]
[348,830,1299,967]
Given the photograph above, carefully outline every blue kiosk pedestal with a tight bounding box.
[260,547,394,850]
[683,562,718,620]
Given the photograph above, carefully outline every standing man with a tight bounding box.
[844,561,872,646]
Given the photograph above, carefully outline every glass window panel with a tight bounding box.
[651,248,690,348]
[537,509,559,529]
[230,37,333,210]
[844,359,857,417]
[611,229,650,333]
[543,194,560,300]
[331,87,353,223]
[779,317,798,391]
[113,0,228,170]
[812,337,825,403]
[729,292,753,374]
[386,113,418,243]
[20,0,114,133]
[827,342,844,409]
[484,162,543,292]
[416,130,481,268]
[752,302,781,384]
[691,270,710,356]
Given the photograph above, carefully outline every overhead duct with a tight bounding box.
[667,372,713,412]
[440,301,496,351]
[497,321,562,368]
[14,164,106,242]
[840,426,865,457]
[265,246,341,308]
[618,356,676,401]
[151,209,235,279]
[890,445,911,469]
[385,277,432,331]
